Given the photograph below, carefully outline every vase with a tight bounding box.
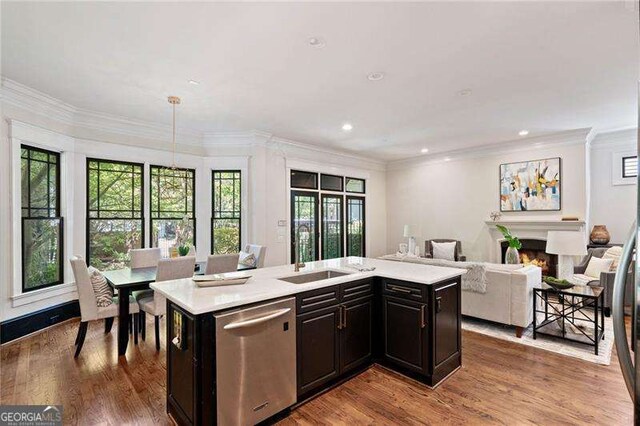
[505,246,520,264]
[590,225,611,245]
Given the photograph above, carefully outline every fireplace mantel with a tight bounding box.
[485,219,585,231]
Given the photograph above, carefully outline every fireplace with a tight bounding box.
[501,239,557,277]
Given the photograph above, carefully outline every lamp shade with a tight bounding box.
[546,231,587,256]
[403,224,418,238]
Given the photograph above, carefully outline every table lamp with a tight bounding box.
[403,224,419,256]
[545,231,587,280]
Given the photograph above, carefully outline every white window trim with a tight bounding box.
[612,149,637,186]
[9,120,77,306]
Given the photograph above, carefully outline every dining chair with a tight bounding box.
[138,256,196,350]
[70,256,140,358]
[205,254,240,274]
[130,248,162,268]
[131,248,163,303]
[244,244,267,268]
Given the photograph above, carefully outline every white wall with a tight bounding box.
[1,92,387,322]
[386,131,590,261]
[589,129,637,243]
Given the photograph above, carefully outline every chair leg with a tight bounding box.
[515,326,524,338]
[134,314,139,345]
[155,316,160,351]
[104,317,114,334]
[74,322,88,358]
[141,312,146,341]
[129,314,133,334]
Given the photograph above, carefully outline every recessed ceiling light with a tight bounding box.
[421,148,429,154]
[444,157,451,162]
[458,89,472,96]
[342,123,353,131]
[188,80,200,85]
[519,130,530,136]
[367,72,385,81]
[308,37,326,48]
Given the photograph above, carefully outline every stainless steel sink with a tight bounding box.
[278,269,351,284]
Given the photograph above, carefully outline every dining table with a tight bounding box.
[102,261,256,356]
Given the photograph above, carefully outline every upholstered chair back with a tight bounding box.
[156,256,196,282]
[205,254,240,274]
[130,248,162,269]
[70,256,99,322]
[245,244,267,268]
[424,239,466,261]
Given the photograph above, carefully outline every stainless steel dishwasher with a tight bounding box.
[214,297,296,425]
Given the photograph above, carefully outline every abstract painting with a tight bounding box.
[500,157,561,212]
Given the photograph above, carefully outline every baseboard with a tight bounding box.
[0,300,80,344]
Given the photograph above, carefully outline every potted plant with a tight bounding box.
[496,224,522,264]
[174,216,194,257]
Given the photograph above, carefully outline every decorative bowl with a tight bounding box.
[543,276,574,290]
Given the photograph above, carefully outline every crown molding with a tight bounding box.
[386,128,594,171]
[590,127,638,150]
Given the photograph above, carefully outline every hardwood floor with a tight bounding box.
[1,316,633,425]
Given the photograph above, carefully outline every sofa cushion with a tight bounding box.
[432,241,456,261]
[603,246,622,271]
[584,256,614,279]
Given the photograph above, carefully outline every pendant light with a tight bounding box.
[168,95,181,169]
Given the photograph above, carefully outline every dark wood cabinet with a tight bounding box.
[297,304,341,397]
[382,296,427,374]
[340,296,373,374]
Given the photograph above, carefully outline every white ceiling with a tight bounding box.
[2,1,638,161]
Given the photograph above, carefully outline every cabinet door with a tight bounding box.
[297,305,341,398]
[383,295,427,374]
[433,282,461,366]
[340,297,373,374]
[167,303,197,425]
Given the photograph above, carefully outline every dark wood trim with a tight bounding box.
[0,300,80,344]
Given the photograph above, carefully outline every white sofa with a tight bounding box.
[462,264,541,337]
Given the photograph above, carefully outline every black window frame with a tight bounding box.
[290,190,320,264]
[321,193,344,259]
[21,144,64,292]
[346,195,366,257]
[345,177,366,194]
[623,155,638,178]
[290,170,318,190]
[211,170,242,254]
[150,165,197,251]
[320,173,344,192]
[86,158,145,269]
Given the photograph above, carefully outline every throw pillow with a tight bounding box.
[88,266,113,307]
[603,246,622,271]
[432,242,456,261]
[584,256,614,279]
[238,251,256,267]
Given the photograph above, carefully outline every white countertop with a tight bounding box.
[151,257,465,315]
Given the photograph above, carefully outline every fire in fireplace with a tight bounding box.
[501,239,557,277]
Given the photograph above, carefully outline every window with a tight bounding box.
[87,159,144,270]
[21,145,63,291]
[320,174,343,192]
[291,170,318,189]
[212,170,241,254]
[321,194,343,259]
[346,196,365,256]
[345,177,365,193]
[290,170,365,263]
[291,191,319,263]
[623,156,637,178]
[150,165,196,257]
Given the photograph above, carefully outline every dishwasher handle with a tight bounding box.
[223,308,291,330]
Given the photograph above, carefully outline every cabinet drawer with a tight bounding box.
[382,279,425,301]
[341,279,373,302]
[296,285,340,314]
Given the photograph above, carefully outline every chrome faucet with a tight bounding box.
[294,224,310,272]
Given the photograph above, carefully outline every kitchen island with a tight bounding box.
[152,257,464,425]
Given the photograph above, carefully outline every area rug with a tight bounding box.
[462,314,615,365]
